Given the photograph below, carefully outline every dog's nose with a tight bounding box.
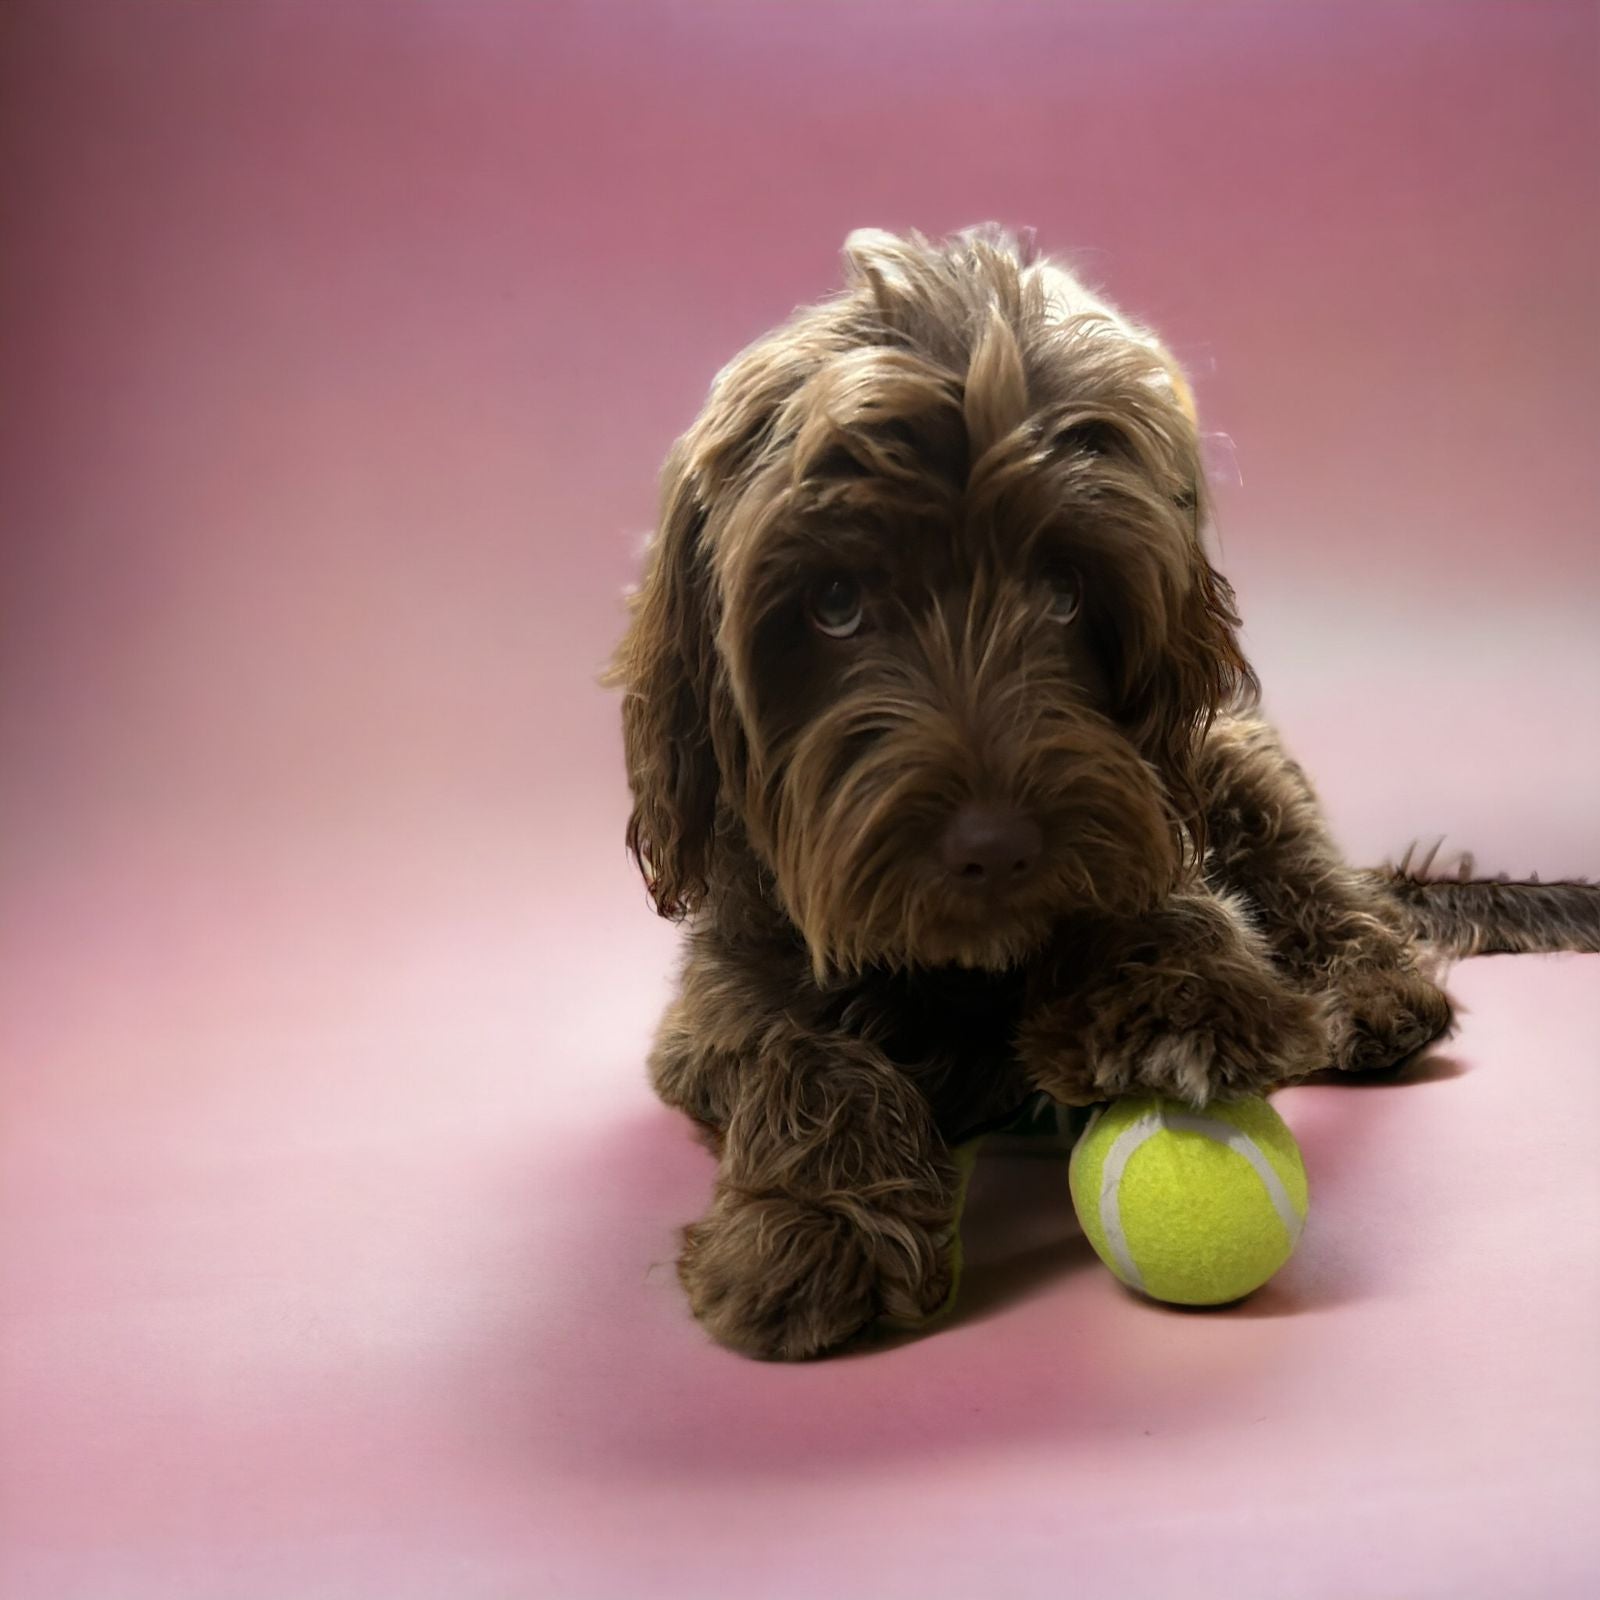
[939,804,1043,887]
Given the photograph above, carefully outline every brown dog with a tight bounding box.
[611,226,1598,1360]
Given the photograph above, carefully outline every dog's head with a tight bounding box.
[613,227,1255,975]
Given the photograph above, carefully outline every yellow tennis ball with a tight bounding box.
[1068,1094,1309,1306]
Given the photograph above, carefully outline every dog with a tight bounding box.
[610,226,1599,1360]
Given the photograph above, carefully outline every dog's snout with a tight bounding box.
[938,804,1042,887]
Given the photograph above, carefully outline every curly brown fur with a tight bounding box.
[612,226,1586,1359]
[675,1024,961,1361]
[1197,712,1457,1072]
[1016,890,1332,1107]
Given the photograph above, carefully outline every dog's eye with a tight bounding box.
[1045,569,1082,624]
[808,576,865,639]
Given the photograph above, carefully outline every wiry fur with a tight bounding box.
[611,226,1599,1359]
[1375,844,1600,957]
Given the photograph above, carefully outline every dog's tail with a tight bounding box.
[1368,843,1600,957]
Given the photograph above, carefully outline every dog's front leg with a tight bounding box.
[670,1023,961,1360]
[1017,890,1330,1108]
[1198,710,1455,1072]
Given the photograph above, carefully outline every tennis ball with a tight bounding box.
[1068,1094,1308,1306]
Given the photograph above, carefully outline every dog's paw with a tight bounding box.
[678,1192,953,1361]
[1326,966,1454,1074]
[1088,970,1329,1107]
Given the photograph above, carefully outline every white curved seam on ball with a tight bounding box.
[1091,1110,1164,1292]
[1158,1110,1305,1243]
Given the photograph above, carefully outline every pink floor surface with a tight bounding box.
[3,5,1598,1597]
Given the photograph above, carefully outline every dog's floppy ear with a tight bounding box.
[1101,356,1257,858]
[1125,512,1258,856]
[612,443,723,918]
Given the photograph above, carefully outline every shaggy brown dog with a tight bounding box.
[611,227,1599,1360]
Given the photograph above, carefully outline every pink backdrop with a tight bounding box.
[2,4,1596,1597]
